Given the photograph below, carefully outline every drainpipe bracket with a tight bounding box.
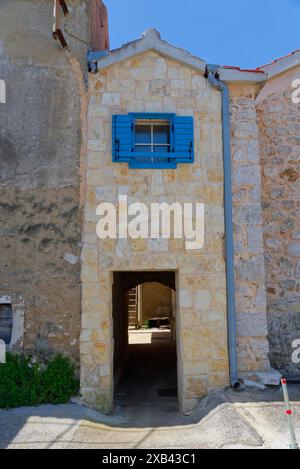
[205,63,220,78]
[88,50,109,73]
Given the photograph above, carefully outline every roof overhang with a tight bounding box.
[218,67,267,83]
[94,28,299,85]
[257,50,300,79]
[96,28,206,74]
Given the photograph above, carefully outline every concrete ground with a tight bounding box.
[0,386,299,449]
[1,333,299,449]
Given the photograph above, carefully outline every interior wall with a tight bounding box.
[141,282,173,323]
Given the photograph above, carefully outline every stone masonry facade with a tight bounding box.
[229,84,270,376]
[0,2,299,415]
[257,66,300,377]
[80,41,290,413]
[81,51,230,415]
[0,0,89,360]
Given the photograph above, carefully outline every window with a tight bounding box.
[0,304,13,345]
[112,113,194,169]
[134,120,171,154]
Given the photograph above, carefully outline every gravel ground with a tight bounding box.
[0,385,299,449]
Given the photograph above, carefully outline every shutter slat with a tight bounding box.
[112,114,133,161]
[173,116,194,162]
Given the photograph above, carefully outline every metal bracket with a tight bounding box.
[87,50,109,73]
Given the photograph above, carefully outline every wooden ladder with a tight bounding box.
[128,287,138,327]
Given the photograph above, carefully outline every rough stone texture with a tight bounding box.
[2,5,298,414]
[256,67,300,376]
[82,51,229,414]
[229,84,271,375]
[0,1,88,361]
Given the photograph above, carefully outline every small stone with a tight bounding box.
[234,205,262,225]
[194,291,211,310]
[154,58,167,79]
[280,219,294,233]
[243,379,266,390]
[279,168,299,183]
[288,243,300,257]
[248,226,263,254]
[271,210,284,221]
[63,253,79,265]
[236,312,268,337]
[236,256,265,282]
[101,92,121,106]
[70,397,83,405]
[180,290,193,308]
[265,238,282,250]
[234,165,261,185]
[279,257,293,276]
[280,279,296,290]
[256,370,282,386]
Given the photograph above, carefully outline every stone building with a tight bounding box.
[0,1,299,414]
[0,0,89,361]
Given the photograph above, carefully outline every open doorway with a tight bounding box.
[112,271,177,408]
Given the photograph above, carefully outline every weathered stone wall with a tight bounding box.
[256,66,300,377]
[82,50,229,414]
[229,84,271,377]
[0,0,88,361]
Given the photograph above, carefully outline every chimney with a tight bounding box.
[90,0,110,53]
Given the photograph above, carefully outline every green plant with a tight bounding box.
[144,320,150,329]
[0,353,41,408]
[40,354,79,405]
[0,353,79,409]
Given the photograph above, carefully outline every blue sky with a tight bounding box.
[105,0,300,69]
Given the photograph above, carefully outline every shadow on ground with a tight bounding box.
[0,384,299,449]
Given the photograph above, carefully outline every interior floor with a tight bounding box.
[115,331,177,408]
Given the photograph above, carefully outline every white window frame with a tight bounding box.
[134,119,171,153]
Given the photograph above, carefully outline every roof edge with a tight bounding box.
[219,66,267,83]
[94,28,300,84]
[257,50,300,79]
[96,28,206,73]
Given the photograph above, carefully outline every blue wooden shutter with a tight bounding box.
[173,116,194,163]
[112,114,133,162]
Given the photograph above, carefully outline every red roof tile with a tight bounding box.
[223,65,265,74]
[257,49,300,70]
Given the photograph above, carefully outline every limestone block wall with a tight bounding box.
[81,51,229,414]
[229,84,271,376]
[256,66,300,376]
